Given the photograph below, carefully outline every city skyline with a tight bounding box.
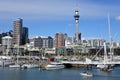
[0,0,120,42]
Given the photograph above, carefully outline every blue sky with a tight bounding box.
[0,0,120,42]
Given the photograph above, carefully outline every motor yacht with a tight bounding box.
[80,72,93,77]
[21,64,39,69]
[45,62,65,70]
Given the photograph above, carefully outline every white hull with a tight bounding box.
[22,64,39,69]
[80,72,93,77]
[45,65,64,70]
[0,61,15,67]
[97,64,108,69]
[45,62,65,70]
[9,64,21,68]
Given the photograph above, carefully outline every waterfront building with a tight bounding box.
[65,37,74,48]
[0,30,13,44]
[2,36,13,55]
[29,36,53,48]
[115,42,120,47]
[41,36,53,48]
[82,38,105,48]
[13,18,23,45]
[54,32,65,48]
[44,48,56,55]
[55,48,66,55]
[29,36,43,48]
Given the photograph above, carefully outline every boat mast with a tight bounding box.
[17,35,20,64]
[108,13,113,61]
[103,42,108,64]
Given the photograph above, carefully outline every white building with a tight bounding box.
[44,48,56,55]
[65,37,74,48]
[2,36,13,55]
[29,36,53,48]
[2,36,13,46]
[82,38,105,48]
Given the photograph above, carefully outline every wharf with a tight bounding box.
[61,60,120,65]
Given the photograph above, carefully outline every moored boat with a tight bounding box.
[45,62,65,70]
[9,64,21,68]
[0,60,15,67]
[21,64,39,69]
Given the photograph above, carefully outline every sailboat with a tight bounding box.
[21,52,39,69]
[9,35,21,68]
[97,14,113,71]
[21,63,39,69]
[97,42,112,71]
[9,49,21,68]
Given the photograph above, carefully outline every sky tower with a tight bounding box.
[74,0,81,44]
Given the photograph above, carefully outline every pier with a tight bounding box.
[62,60,120,65]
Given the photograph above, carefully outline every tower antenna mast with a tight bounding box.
[76,0,78,10]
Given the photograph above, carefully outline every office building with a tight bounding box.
[22,27,28,45]
[54,32,65,48]
[29,36,53,48]
[13,18,23,45]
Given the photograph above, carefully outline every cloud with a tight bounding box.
[0,0,120,20]
[0,0,75,20]
[116,16,120,21]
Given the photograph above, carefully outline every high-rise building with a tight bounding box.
[22,27,28,45]
[13,18,23,45]
[54,32,65,48]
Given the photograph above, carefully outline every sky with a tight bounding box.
[0,0,120,42]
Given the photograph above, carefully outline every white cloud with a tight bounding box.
[116,16,120,21]
[0,0,120,20]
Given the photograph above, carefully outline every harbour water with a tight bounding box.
[0,66,120,80]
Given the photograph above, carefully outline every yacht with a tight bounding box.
[80,72,93,77]
[21,64,39,69]
[0,60,15,67]
[45,62,65,70]
[97,42,113,71]
[97,64,108,69]
[9,64,21,68]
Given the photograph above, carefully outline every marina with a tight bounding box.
[0,66,120,80]
[0,0,120,80]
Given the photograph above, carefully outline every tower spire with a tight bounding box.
[75,0,78,10]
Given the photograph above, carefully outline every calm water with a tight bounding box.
[0,67,120,80]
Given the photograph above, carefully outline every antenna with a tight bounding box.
[75,0,79,10]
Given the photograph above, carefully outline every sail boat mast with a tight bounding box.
[108,13,113,60]
[17,35,20,64]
